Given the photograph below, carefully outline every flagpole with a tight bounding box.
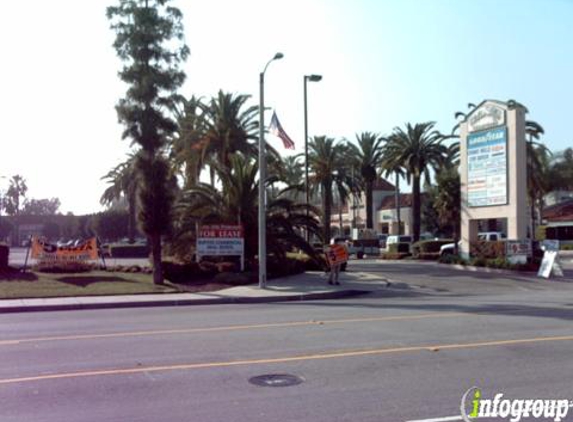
[258,53,283,289]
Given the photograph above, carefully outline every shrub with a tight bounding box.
[470,241,506,259]
[162,261,203,283]
[109,244,150,258]
[562,244,573,251]
[469,257,487,267]
[412,239,453,257]
[438,254,466,265]
[215,261,239,273]
[0,244,8,269]
[417,252,440,260]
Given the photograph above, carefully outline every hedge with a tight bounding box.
[470,241,506,259]
[412,239,453,258]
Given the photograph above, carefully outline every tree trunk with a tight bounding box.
[395,172,401,235]
[150,233,163,285]
[412,175,421,242]
[530,200,536,240]
[366,180,373,229]
[128,190,137,244]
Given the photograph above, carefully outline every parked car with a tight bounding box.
[439,232,506,256]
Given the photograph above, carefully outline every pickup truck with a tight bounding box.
[439,232,506,256]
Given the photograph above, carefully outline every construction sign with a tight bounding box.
[31,237,99,262]
[325,244,349,267]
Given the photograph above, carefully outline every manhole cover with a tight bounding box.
[249,374,304,387]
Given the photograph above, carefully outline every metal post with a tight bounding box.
[258,71,267,289]
[304,76,309,240]
[303,74,322,242]
[258,53,283,289]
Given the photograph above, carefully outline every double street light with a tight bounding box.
[303,74,322,240]
[258,52,283,289]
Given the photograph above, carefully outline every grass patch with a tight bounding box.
[0,269,181,299]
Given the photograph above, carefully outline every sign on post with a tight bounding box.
[196,224,244,270]
[506,240,531,264]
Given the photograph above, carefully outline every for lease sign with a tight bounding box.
[197,224,244,256]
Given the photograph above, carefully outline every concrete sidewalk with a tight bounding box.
[0,271,390,314]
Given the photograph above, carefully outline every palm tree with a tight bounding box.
[201,91,259,170]
[348,132,384,229]
[170,95,208,188]
[307,136,352,241]
[100,153,139,243]
[382,123,447,242]
[433,167,461,252]
[174,154,321,262]
[549,148,573,191]
[525,120,550,239]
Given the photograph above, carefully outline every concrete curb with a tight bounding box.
[0,289,371,314]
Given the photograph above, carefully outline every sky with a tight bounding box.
[1,0,572,215]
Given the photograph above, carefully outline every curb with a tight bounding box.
[0,289,370,314]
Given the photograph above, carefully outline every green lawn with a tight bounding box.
[0,270,181,299]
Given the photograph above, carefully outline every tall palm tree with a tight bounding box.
[100,153,139,243]
[307,136,352,241]
[382,122,447,242]
[525,120,550,239]
[348,132,384,229]
[170,95,208,188]
[174,154,321,262]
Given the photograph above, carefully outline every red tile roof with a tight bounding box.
[542,199,573,222]
[377,193,428,211]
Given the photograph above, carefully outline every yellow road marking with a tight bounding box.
[1,334,572,385]
[0,312,471,346]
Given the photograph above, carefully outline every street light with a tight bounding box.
[303,74,322,241]
[258,52,284,289]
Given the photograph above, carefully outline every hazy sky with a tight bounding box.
[1,0,572,215]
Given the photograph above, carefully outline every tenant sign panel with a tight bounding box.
[467,127,508,207]
[197,224,244,256]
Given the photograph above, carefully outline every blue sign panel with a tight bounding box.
[467,127,507,207]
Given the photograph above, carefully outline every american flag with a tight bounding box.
[269,111,295,150]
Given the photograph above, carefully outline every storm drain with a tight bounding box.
[249,374,304,387]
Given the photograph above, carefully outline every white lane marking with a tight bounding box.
[405,416,462,422]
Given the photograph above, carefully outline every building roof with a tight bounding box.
[377,193,428,211]
[542,199,573,222]
[372,178,395,191]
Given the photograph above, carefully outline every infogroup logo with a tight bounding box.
[460,387,572,422]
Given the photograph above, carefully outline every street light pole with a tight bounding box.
[258,52,283,289]
[303,74,322,241]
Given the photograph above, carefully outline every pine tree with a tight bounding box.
[107,0,189,284]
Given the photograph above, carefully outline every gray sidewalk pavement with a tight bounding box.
[0,270,390,314]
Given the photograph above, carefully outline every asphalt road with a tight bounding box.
[1,261,573,422]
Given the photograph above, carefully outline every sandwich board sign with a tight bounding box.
[196,224,244,270]
[537,250,564,279]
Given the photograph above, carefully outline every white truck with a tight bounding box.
[439,232,506,257]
